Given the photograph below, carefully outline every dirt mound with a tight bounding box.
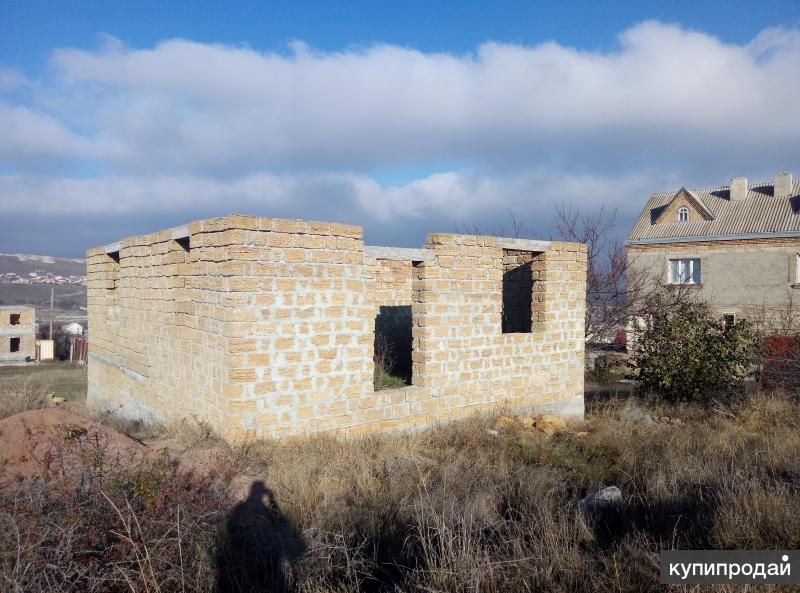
[147,434,259,500]
[0,408,152,488]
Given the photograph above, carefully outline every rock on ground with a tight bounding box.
[622,407,655,425]
[579,486,623,514]
[495,415,518,430]
[512,415,534,429]
[534,414,567,436]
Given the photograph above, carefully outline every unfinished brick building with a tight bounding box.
[0,306,36,366]
[86,215,586,438]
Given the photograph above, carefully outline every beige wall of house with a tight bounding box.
[86,214,587,439]
[0,306,36,365]
[628,237,800,329]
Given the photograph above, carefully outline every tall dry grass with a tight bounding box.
[0,373,52,419]
[1,390,799,592]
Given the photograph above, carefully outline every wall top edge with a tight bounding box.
[365,246,435,261]
[170,225,190,240]
[494,238,552,252]
[103,241,122,254]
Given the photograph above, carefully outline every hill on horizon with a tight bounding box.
[0,253,87,322]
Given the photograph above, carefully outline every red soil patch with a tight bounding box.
[148,435,258,500]
[0,409,257,501]
[0,408,152,488]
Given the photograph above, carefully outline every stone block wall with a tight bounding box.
[0,306,36,364]
[88,215,586,438]
[88,215,372,437]
[87,226,229,427]
[372,259,414,307]
[627,237,800,333]
[371,259,415,381]
[410,235,586,421]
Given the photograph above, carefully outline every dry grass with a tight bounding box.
[1,390,800,592]
[241,391,800,592]
[0,362,87,419]
[0,371,53,419]
[0,450,223,593]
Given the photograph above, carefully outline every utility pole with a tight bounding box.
[49,287,54,340]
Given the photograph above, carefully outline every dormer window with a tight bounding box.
[652,188,714,226]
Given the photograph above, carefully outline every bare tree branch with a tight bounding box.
[554,202,697,343]
[455,210,527,238]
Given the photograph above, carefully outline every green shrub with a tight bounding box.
[589,354,628,385]
[631,301,760,402]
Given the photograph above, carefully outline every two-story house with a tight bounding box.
[627,172,800,332]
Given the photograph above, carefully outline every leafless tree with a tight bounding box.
[554,202,697,343]
[455,210,528,238]
[743,289,800,338]
[458,206,696,343]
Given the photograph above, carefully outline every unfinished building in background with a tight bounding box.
[0,306,35,365]
[86,215,587,438]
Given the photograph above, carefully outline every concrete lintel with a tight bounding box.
[170,225,190,240]
[365,246,435,261]
[0,329,34,336]
[104,241,122,254]
[495,237,552,252]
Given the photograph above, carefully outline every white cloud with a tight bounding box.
[0,104,96,165]
[0,21,798,254]
[0,168,666,225]
[0,174,292,215]
[0,20,794,175]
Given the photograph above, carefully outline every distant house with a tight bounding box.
[62,322,84,336]
[0,306,36,365]
[627,172,800,332]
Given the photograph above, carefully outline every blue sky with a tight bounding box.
[1,0,799,256]
[4,0,797,64]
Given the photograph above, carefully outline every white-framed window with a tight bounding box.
[678,207,689,222]
[723,313,736,328]
[669,258,701,285]
[796,253,800,284]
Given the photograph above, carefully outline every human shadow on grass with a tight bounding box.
[585,486,719,550]
[216,481,306,593]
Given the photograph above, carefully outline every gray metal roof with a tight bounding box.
[627,179,800,244]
